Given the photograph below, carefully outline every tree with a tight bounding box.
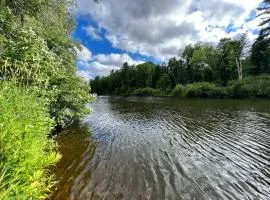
[217,34,249,81]
[135,62,155,87]
[181,43,202,82]
[189,45,219,82]
[251,30,270,74]
[168,57,188,86]
[152,64,169,88]
[0,0,95,128]
[156,74,171,89]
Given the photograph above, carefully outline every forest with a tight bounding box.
[90,5,270,98]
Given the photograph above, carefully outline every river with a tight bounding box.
[51,96,270,200]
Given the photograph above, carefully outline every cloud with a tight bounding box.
[75,44,92,62]
[76,0,263,60]
[93,53,144,66]
[76,46,145,79]
[82,25,103,40]
[76,70,92,80]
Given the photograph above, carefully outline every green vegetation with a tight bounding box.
[0,0,95,199]
[0,0,94,128]
[94,76,269,98]
[0,82,60,199]
[183,82,226,98]
[227,76,270,98]
[90,49,270,98]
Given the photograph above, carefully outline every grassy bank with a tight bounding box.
[109,76,270,98]
[0,0,95,199]
[0,82,60,199]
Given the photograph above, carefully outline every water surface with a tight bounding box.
[52,96,270,200]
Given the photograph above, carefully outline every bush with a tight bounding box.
[132,88,156,96]
[0,82,60,199]
[227,75,270,98]
[0,28,94,128]
[227,81,253,98]
[171,84,185,97]
[184,82,226,98]
[110,76,270,99]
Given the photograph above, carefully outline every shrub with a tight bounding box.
[132,88,156,96]
[117,86,134,96]
[227,75,270,98]
[171,84,185,97]
[227,81,252,98]
[0,27,94,128]
[184,82,226,98]
[0,82,60,199]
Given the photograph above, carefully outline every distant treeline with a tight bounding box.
[90,31,270,98]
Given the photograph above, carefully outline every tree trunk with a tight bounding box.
[239,59,243,80]
[236,57,242,80]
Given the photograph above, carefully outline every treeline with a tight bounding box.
[90,31,270,98]
[0,0,94,199]
[90,0,270,98]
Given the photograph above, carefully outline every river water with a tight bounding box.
[52,96,270,200]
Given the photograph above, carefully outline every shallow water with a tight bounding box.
[52,96,270,200]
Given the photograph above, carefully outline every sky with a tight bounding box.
[74,0,263,80]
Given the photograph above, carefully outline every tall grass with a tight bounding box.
[0,82,60,199]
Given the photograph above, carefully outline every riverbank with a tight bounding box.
[98,76,270,99]
[0,1,94,199]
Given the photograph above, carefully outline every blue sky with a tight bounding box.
[73,17,156,62]
[74,0,262,80]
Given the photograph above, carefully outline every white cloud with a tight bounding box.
[76,0,263,60]
[76,46,145,79]
[75,44,92,62]
[76,70,92,80]
[83,26,103,40]
[94,53,144,66]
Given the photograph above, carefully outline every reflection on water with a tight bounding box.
[52,96,270,200]
[51,123,96,200]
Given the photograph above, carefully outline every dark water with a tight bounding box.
[52,96,270,200]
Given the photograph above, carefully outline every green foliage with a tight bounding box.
[0,0,96,199]
[132,87,171,97]
[43,76,93,127]
[184,82,226,98]
[171,84,185,97]
[0,28,59,85]
[0,0,95,128]
[135,62,155,87]
[156,74,171,89]
[0,82,60,199]
[133,88,156,96]
[152,88,171,97]
[126,76,270,98]
[251,30,270,75]
[227,76,270,98]
[168,57,188,85]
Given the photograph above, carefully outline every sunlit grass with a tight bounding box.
[0,81,61,199]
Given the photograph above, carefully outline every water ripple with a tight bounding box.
[52,97,270,200]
